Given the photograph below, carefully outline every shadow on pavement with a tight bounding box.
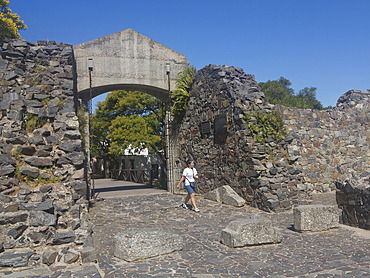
[94,184,152,192]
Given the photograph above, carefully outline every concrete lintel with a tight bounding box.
[74,28,189,99]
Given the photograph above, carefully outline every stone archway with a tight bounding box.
[73,29,189,193]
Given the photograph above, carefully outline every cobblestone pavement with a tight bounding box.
[1,192,369,277]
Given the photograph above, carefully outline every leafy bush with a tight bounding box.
[243,110,287,144]
[171,65,196,117]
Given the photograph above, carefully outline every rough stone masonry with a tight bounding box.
[175,64,369,213]
[0,38,92,268]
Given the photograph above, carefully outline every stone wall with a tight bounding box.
[276,89,369,198]
[176,65,369,212]
[0,39,92,268]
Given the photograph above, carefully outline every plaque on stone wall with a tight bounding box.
[214,114,228,134]
[201,121,211,134]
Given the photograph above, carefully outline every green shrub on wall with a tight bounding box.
[24,113,47,133]
[243,110,287,144]
[171,65,196,117]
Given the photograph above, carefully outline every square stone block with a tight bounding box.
[294,205,339,232]
[220,215,282,248]
[114,228,183,262]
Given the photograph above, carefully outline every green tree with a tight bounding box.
[108,115,161,156]
[295,87,323,110]
[258,77,294,105]
[259,77,324,110]
[91,90,164,157]
[0,0,27,44]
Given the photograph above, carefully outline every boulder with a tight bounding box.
[220,215,282,248]
[66,152,85,166]
[36,149,50,157]
[80,247,96,263]
[63,130,81,140]
[8,224,27,239]
[48,106,58,118]
[0,212,28,225]
[19,198,53,211]
[40,185,52,193]
[53,121,66,131]
[46,135,59,144]
[0,165,15,176]
[69,181,87,196]
[52,230,75,245]
[20,146,37,156]
[20,166,39,178]
[59,140,82,152]
[65,118,79,129]
[0,154,16,166]
[25,157,53,167]
[71,168,84,180]
[42,250,58,266]
[33,128,51,137]
[29,211,57,226]
[293,205,339,232]
[64,250,79,264]
[114,228,183,262]
[0,57,9,72]
[25,99,43,108]
[57,156,70,165]
[204,185,245,207]
[0,249,35,267]
[26,87,42,94]
[28,227,54,244]
[28,135,45,145]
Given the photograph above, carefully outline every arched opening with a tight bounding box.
[73,29,188,196]
[79,84,173,198]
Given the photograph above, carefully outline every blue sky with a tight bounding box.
[11,0,370,108]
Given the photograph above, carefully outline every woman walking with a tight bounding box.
[176,160,200,212]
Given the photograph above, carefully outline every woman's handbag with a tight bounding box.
[190,181,196,190]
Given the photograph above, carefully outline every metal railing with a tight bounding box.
[110,169,150,184]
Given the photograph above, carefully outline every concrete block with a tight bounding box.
[293,205,339,232]
[204,185,245,207]
[114,228,183,262]
[221,215,282,248]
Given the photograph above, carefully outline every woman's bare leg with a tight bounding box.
[184,194,190,204]
[190,193,197,209]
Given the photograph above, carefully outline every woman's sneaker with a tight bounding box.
[181,203,188,209]
[193,207,200,212]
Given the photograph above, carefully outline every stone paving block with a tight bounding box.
[204,185,245,207]
[220,215,282,248]
[114,228,183,262]
[293,204,339,232]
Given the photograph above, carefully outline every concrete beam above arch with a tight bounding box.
[74,28,189,101]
